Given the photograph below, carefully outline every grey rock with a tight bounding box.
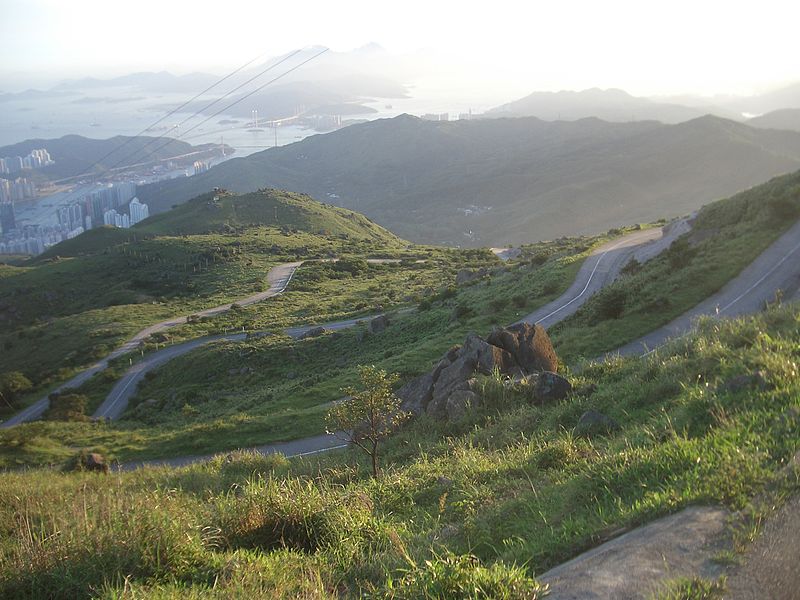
[533,371,572,403]
[574,409,620,437]
[461,332,517,375]
[446,389,478,421]
[429,356,476,419]
[397,372,435,416]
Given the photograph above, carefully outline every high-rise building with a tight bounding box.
[0,202,16,234]
[128,197,149,225]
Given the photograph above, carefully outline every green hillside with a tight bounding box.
[0,189,408,402]
[135,188,400,242]
[138,114,800,246]
[1,304,798,598]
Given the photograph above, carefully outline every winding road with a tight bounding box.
[611,217,800,358]
[518,218,691,327]
[0,262,301,429]
[11,212,797,469]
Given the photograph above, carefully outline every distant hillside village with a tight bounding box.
[0,182,149,255]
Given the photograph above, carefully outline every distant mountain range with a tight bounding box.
[488,88,716,123]
[747,109,800,132]
[138,114,800,246]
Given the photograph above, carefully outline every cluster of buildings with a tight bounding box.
[0,148,54,173]
[55,182,137,231]
[0,177,37,203]
[420,110,482,122]
[192,160,211,175]
[102,197,150,228]
[0,181,150,256]
[0,223,84,256]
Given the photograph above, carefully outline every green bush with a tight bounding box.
[382,552,546,599]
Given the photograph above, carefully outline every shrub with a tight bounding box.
[593,286,628,320]
[215,478,387,561]
[382,552,546,599]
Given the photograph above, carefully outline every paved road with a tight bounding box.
[611,217,800,357]
[518,218,691,328]
[94,312,391,421]
[119,433,349,471]
[1,262,302,428]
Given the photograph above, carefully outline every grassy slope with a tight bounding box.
[0,189,406,410]
[1,305,798,598]
[550,170,800,361]
[0,231,621,466]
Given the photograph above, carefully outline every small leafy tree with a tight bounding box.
[326,365,410,478]
[0,371,33,409]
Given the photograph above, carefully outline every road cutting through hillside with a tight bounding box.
[1,223,685,429]
[610,217,800,358]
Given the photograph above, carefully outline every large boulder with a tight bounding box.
[428,356,477,419]
[446,389,478,421]
[85,453,109,473]
[397,372,435,416]
[532,371,572,403]
[460,333,517,375]
[488,322,559,373]
[394,324,562,422]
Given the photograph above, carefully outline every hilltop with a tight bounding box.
[488,87,714,123]
[138,114,800,246]
[748,108,800,132]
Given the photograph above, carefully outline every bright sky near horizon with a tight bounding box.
[1,0,798,96]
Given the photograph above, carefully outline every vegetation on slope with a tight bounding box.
[0,230,618,465]
[550,170,800,361]
[1,304,798,598]
[0,189,407,414]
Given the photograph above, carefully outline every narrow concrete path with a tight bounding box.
[611,217,800,357]
[95,312,389,421]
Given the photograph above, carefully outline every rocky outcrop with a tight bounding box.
[397,323,562,421]
[85,453,109,473]
[487,322,559,373]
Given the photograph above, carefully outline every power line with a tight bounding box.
[113,47,328,174]
[101,49,304,174]
[53,48,300,183]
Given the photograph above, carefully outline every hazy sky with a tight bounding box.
[2,0,798,96]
